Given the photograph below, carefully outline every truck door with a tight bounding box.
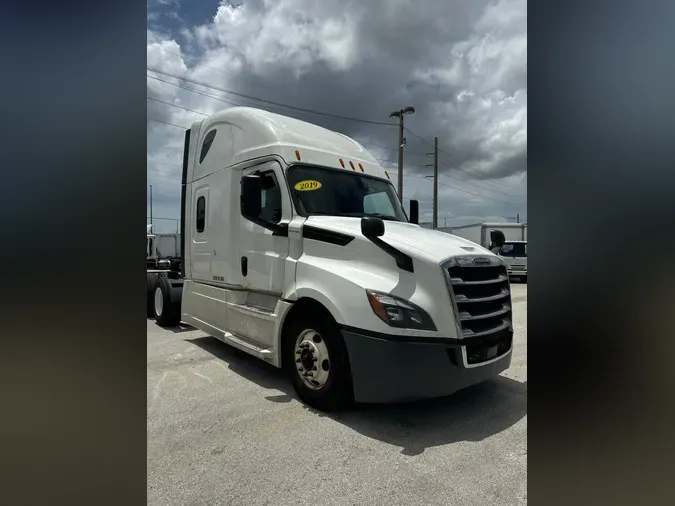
[191,185,211,282]
[231,161,292,346]
[238,161,291,294]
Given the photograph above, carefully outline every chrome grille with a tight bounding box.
[442,256,513,365]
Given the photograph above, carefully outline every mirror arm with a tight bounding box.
[368,236,414,272]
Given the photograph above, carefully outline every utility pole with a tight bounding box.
[517,213,520,223]
[149,185,153,226]
[389,106,415,202]
[425,137,439,229]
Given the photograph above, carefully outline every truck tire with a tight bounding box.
[154,275,181,327]
[282,313,354,412]
[146,273,161,318]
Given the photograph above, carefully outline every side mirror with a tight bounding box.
[241,175,262,218]
[489,229,506,249]
[409,199,419,224]
[361,216,385,238]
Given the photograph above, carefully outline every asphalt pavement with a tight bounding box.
[147,283,527,505]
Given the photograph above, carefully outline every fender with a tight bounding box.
[285,285,347,324]
[286,260,403,334]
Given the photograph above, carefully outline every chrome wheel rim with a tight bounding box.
[294,329,330,390]
[154,286,163,317]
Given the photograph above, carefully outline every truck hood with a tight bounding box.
[304,216,494,262]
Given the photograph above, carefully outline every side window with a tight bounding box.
[199,129,217,164]
[259,172,282,224]
[196,196,206,233]
[499,244,514,256]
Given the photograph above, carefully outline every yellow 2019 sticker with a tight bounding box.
[294,180,322,191]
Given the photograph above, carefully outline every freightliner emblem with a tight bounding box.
[472,257,492,265]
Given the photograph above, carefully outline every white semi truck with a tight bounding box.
[446,222,527,281]
[150,107,514,411]
[146,225,181,269]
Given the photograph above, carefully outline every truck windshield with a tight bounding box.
[287,165,407,222]
[499,243,527,257]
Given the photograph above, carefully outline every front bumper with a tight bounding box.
[341,326,513,404]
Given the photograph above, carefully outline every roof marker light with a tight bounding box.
[349,161,355,170]
[295,150,301,161]
[358,163,364,172]
[385,171,390,179]
[339,158,345,168]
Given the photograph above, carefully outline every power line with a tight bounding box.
[148,96,209,117]
[147,67,396,127]
[153,45,313,108]
[147,99,524,200]
[148,117,187,129]
[147,65,523,194]
[437,170,526,199]
[148,73,249,108]
[147,97,525,205]
[403,126,518,190]
[149,72,398,131]
[148,92,430,158]
[387,170,525,207]
[150,47,450,159]
[376,157,524,201]
[146,115,523,205]
[358,138,428,157]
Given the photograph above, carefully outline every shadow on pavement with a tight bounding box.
[188,335,527,456]
[147,319,196,334]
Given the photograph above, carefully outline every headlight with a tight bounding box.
[365,290,437,331]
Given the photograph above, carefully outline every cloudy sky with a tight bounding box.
[147,0,527,233]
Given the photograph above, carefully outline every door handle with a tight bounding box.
[241,256,248,277]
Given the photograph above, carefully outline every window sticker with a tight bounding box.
[294,180,323,191]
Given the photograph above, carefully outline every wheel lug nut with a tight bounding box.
[295,358,301,363]
[312,366,317,371]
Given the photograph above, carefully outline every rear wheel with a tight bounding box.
[282,312,354,412]
[146,273,160,318]
[154,275,181,327]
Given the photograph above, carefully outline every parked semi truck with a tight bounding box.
[149,107,514,411]
[147,225,181,269]
[446,222,527,281]
[146,225,181,316]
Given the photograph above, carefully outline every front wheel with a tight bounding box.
[282,314,354,412]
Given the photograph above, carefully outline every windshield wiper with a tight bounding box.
[308,212,400,222]
[308,212,357,217]
[364,213,400,222]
